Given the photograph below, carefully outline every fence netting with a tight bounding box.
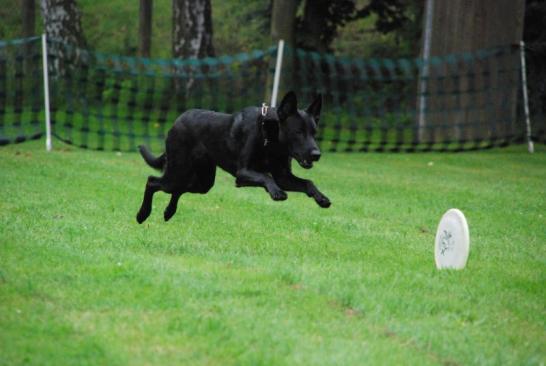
[46,39,276,152]
[286,45,545,152]
[0,36,44,146]
[1,36,544,152]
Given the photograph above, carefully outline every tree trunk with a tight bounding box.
[22,0,36,37]
[267,0,298,105]
[270,0,298,49]
[298,0,328,53]
[171,0,214,96]
[417,0,525,143]
[138,0,153,57]
[40,0,87,76]
[172,0,214,59]
[22,0,37,75]
[40,0,86,47]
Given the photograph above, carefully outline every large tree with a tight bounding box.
[40,0,87,76]
[172,0,214,95]
[172,0,214,59]
[296,0,413,53]
[268,0,298,104]
[22,0,36,38]
[40,0,86,47]
[139,0,153,57]
[270,0,298,48]
[268,0,416,102]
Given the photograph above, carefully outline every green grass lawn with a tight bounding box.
[0,140,545,365]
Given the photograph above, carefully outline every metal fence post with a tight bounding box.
[270,39,285,108]
[41,33,52,151]
[519,41,534,153]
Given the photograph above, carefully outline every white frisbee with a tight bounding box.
[434,208,470,269]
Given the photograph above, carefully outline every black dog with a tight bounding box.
[136,91,331,223]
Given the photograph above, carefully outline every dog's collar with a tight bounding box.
[261,102,270,147]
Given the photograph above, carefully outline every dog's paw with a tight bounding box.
[164,207,176,222]
[270,189,287,201]
[314,194,331,208]
[136,209,150,224]
[136,213,146,224]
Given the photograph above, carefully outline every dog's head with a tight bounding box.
[273,91,322,169]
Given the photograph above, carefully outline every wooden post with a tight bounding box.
[417,0,526,143]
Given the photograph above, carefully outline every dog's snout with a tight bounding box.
[310,149,321,162]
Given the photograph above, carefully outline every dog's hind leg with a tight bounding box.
[187,155,216,194]
[163,162,215,221]
[164,191,182,222]
[136,176,161,224]
[159,152,196,222]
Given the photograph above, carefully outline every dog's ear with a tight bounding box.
[277,91,298,121]
[306,93,322,124]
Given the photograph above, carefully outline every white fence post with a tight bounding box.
[41,33,52,151]
[519,41,534,153]
[270,39,285,108]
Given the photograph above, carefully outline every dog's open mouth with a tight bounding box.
[297,158,313,169]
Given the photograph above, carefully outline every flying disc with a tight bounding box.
[434,209,469,269]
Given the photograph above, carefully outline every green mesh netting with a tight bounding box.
[45,39,276,152]
[0,36,44,145]
[1,36,544,152]
[286,45,544,152]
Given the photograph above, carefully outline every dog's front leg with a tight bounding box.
[236,168,287,201]
[235,140,286,201]
[274,172,331,208]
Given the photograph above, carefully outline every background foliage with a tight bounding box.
[0,0,421,58]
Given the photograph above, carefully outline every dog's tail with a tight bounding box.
[139,145,166,171]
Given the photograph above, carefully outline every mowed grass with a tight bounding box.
[0,140,545,366]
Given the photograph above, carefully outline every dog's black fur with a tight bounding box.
[136,91,331,223]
